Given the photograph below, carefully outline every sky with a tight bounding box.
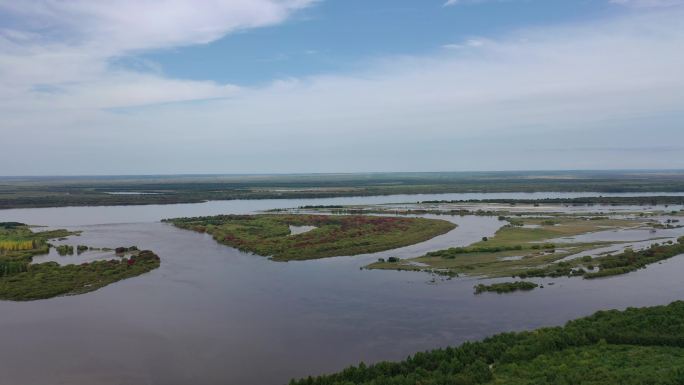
[0,0,683,175]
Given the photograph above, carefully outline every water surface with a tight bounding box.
[1,193,683,385]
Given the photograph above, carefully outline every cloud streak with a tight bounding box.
[0,0,314,108]
[0,0,314,51]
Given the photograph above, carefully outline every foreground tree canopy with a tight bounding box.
[290,301,684,385]
[0,222,160,301]
[164,214,456,261]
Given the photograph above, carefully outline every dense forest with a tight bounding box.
[289,301,684,385]
[164,214,455,261]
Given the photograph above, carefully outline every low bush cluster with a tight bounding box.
[474,281,538,294]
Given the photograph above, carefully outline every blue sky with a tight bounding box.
[0,0,683,175]
[137,1,618,86]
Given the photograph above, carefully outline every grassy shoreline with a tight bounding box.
[164,214,456,261]
[367,216,651,277]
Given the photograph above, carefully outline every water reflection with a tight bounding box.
[288,225,317,236]
[31,247,122,265]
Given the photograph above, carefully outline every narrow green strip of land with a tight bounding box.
[164,214,456,261]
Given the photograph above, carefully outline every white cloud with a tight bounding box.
[442,38,487,49]
[1,3,684,173]
[0,0,314,108]
[0,0,313,52]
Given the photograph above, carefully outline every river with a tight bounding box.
[1,192,684,385]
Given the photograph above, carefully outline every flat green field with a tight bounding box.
[164,214,456,261]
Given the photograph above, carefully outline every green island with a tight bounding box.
[290,300,684,385]
[164,214,456,261]
[367,214,684,279]
[474,281,538,294]
[0,222,160,301]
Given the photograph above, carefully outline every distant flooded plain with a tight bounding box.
[2,192,684,385]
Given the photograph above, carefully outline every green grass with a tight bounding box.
[164,214,456,261]
[367,217,640,277]
[289,301,684,385]
[0,223,160,301]
[471,217,637,247]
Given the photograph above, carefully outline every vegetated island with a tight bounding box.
[368,214,684,281]
[289,300,684,385]
[474,281,538,294]
[0,222,160,301]
[163,214,456,261]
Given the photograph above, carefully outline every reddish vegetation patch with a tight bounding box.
[166,214,456,261]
